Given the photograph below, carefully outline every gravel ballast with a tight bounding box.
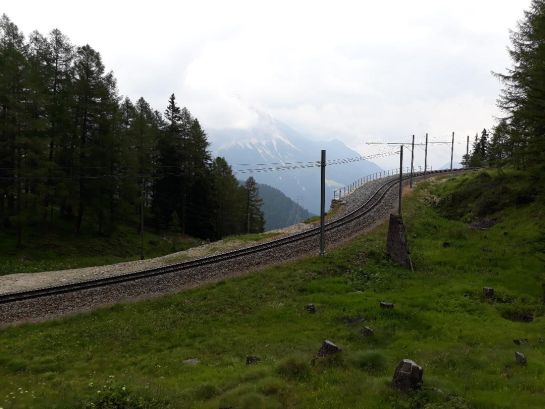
[0,171,464,326]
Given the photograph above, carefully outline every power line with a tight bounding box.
[0,150,401,179]
[234,150,399,174]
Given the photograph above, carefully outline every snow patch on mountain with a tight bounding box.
[208,111,382,213]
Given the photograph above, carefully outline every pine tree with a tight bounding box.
[72,44,119,233]
[244,176,265,234]
[496,0,545,170]
[0,15,30,245]
[478,129,489,162]
[153,94,184,231]
[489,119,513,168]
[209,157,246,238]
[0,15,253,248]
[133,97,160,233]
[468,130,489,168]
[185,118,214,238]
[44,29,74,222]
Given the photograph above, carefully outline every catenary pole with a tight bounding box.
[450,131,455,171]
[424,133,428,175]
[320,150,326,256]
[466,135,470,166]
[410,134,415,188]
[140,179,145,260]
[398,146,403,216]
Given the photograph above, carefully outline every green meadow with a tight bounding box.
[1,170,544,408]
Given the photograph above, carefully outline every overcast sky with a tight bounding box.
[3,0,531,168]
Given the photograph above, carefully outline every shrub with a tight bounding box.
[193,383,222,400]
[82,382,169,409]
[313,353,345,370]
[257,377,287,396]
[218,392,281,409]
[276,356,310,380]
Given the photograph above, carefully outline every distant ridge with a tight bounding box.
[256,183,314,230]
[210,111,381,213]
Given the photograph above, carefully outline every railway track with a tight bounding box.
[0,169,467,322]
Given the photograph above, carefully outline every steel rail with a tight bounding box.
[0,169,465,305]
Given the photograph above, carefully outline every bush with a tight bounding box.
[193,383,222,400]
[276,356,310,380]
[384,387,473,409]
[313,353,345,370]
[82,381,169,409]
[257,377,287,396]
[435,170,537,222]
[218,392,281,409]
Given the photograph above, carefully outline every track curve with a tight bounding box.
[0,169,468,324]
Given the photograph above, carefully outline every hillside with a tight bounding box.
[258,183,314,230]
[0,223,201,276]
[0,170,544,408]
[210,112,382,214]
[0,181,310,275]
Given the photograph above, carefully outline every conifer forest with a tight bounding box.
[0,15,264,247]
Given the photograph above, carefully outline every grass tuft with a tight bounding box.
[351,351,387,374]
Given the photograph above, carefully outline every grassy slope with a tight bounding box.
[223,232,282,243]
[1,171,545,408]
[0,225,286,277]
[0,224,201,276]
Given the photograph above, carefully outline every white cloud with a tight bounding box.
[3,0,532,168]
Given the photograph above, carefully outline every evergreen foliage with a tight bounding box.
[244,176,265,234]
[466,129,489,168]
[209,157,247,239]
[0,15,253,245]
[463,1,545,174]
[492,0,545,172]
[257,183,313,230]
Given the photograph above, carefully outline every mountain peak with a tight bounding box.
[207,113,382,213]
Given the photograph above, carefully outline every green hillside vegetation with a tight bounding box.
[257,183,314,231]
[0,222,282,277]
[0,222,201,275]
[1,170,544,408]
[0,15,265,250]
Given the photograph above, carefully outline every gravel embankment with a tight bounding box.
[0,225,313,296]
[0,172,458,326]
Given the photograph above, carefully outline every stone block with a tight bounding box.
[483,287,494,299]
[316,340,341,357]
[386,214,413,269]
[515,351,527,365]
[246,355,261,365]
[305,304,316,313]
[392,359,423,391]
